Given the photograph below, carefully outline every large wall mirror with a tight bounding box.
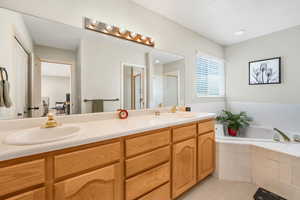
[0,8,185,120]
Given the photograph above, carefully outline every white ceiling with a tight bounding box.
[151,50,183,65]
[131,0,300,46]
[23,15,83,50]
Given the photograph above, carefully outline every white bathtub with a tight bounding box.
[215,124,275,142]
[215,124,299,143]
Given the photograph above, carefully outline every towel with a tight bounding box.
[92,100,103,113]
[3,80,12,108]
[0,81,4,107]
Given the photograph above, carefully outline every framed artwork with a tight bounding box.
[249,57,281,85]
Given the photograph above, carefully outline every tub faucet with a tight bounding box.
[274,128,291,142]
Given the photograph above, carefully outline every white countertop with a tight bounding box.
[0,112,215,161]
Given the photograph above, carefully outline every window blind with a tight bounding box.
[195,54,225,97]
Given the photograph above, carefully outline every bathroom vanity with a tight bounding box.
[0,114,215,200]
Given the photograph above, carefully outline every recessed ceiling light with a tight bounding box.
[234,29,246,36]
[155,59,160,64]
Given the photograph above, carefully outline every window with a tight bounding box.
[195,53,225,97]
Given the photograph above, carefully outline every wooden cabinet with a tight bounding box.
[55,164,121,200]
[172,138,197,198]
[198,132,215,181]
[5,188,45,200]
[0,160,45,197]
[0,119,216,200]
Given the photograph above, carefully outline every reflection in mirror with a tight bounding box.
[0,8,185,120]
[150,51,185,108]
[122,64,146,110]
[41,62,71,116]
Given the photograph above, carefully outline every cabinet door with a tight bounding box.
[172,138,197,198]
[198,132,215,181]
[55,164,121,200]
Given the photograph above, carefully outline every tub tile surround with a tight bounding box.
[0,109,215,161]
[215,141,300,200]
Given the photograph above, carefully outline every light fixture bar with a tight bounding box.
[84,17,155,47]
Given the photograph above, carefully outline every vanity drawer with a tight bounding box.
[0,160,45,196]
[126,146,170,178]
[198,120,215,135]
[126,162,170,200]
[126,129,170,157]
[5,188,45,200]
[55,142,120,178]
[173,124,197,142]
[138,182,171,200]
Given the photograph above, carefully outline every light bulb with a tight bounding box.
[119,28,127,35]
[141,36,147,41]
[91,20,97,26]
[130,32,137,38]
[106,24,113,32]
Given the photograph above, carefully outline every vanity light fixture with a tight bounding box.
[84,17,155,47]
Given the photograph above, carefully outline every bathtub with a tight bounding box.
[215,124,276,142]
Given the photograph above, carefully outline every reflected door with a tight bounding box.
[13,39,29,119]
[133,74,142,109]
[163,75,178,107]
[123,64,145,110]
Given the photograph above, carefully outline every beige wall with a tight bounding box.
[225,26,300,132]
[0,0,224,109]
[225,25,300,104]
[0,8,33,119]
[79,36,147,113]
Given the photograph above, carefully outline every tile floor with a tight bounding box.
[179,176,258,200]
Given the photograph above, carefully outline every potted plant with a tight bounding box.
[216,110,252,136]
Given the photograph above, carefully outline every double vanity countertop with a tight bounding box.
[0,112,216,161]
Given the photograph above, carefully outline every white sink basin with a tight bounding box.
[3,126,80,145]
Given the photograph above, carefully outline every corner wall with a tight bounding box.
[225,26,300,132]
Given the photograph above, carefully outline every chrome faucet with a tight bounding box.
[274,128,291,142]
